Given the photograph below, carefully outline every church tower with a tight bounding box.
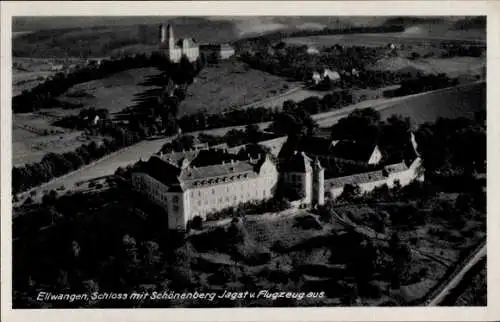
[159,24,167,44]
[167,24,175,49]
[312,157,325,206]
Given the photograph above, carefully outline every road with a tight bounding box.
[426,243,487,306]
[14,82,479,205]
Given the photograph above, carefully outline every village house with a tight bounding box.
[306,46,320,55]
[312,68,341,85]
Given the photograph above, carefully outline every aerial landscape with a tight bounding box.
[11,15,486,308]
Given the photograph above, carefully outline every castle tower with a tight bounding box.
[312,157,325,206]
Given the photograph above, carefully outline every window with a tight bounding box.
[233,196,237,201]
[263,190,266,197]
[198,200,201,206]
[212,188,215,195]
[198,191,201,197]
[172,196,180,212]
[225,196,230,202]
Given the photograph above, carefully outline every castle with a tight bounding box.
[159,24,200,63]
[131,134,423,231]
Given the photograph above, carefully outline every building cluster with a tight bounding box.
[158,24,235,63]
[131,133,423,230]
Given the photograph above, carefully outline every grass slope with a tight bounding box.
[179,60,293,116]
[378,81,485,126]
[57,67,163,116]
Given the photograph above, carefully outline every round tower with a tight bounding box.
[312,157,325,206]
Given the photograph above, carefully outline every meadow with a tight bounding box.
[12,113,101,166]
[179,60,295,116]
[12,57,88,96]
[377,81,485,126]
[56,67,163,117]
[12,67,164,167]
[283,31,486,48]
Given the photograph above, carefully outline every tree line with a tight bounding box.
[13,52,203,113]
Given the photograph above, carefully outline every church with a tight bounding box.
[159,24,200,63]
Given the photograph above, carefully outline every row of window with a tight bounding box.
[190,189,269,209]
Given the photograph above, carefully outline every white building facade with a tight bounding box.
[159,24,200,63]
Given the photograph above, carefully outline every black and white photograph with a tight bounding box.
[1,1,498,321]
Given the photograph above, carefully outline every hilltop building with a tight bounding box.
[131,133,423,230]
[159,24,199,63]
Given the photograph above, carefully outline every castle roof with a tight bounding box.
[282,151,312,173]
[330,140,378,162]
[325,161,408,189]
[278,137,377,163]
[136,150,268,191]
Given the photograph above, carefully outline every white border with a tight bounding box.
[1,1,499,322]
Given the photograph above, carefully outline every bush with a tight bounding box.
[191,216,203,230]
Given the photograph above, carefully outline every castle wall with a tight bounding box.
[283,171,312,204]
[326,158,423,200]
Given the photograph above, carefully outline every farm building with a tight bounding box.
[307,46,320,55]
[312,68,341,85]
[200,44,235,61]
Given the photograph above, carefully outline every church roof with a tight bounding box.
[176,38,197,47]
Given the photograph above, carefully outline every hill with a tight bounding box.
[13,16,485,58]
[379,81,485,126]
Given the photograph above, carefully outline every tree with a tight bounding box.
[340,184,361,201]
[191,216,203,230]
[331,108,381,142]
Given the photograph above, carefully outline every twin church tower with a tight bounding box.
[159,23,200,63]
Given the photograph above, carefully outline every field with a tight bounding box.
[12,113,102,166]
[12,57,88,96]
[283,30,486,48]
[370,56,485,78]
[56,67,163,117]
[179,60,296,116]
[12,67,163,167]
[315,82,485,128]
[377,81,485,125]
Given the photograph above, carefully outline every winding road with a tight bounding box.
[425,242,486,306]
